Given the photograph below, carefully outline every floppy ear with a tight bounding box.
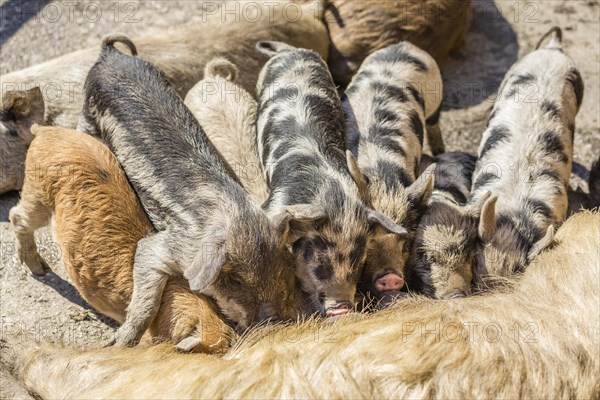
[468,191,492,217]
[175,334,203,352]
[185,243,226,292]
[527,225,554,263]
[346,150,370,201]
[255,41,296,58]
[478,195,498,242]
[204,57,238,82]
[407,163,435,209]
[367,209,408,237]
[273,204,328,244]
[1,87,44,142]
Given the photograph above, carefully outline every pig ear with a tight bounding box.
[186,244,226,292]
[1,87,44,142]
[535,26,562,50]
[478,195,498,242]
[273,204,327,244]
[367,209,408,237]
[285,204,327,221]
[205,58,238,82]
[468,191,492,217]
[527,225,554,263]
[255,41,296,58]
[175,334,202,352]
[346,150,370,201]
[407,163,435,209]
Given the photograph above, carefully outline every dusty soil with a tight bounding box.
[0,0,598,397]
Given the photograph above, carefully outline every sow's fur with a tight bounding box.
[0,0,329,193]
[9,126,232,353]
[3,211,599,398]
[321,0,472,87]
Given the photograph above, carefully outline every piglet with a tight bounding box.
[469,27,583,286]
[184,58,268,204]
[10,125,233,353]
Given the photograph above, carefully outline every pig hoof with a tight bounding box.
[113,325,140,347]
[374,273,405,292]
[23,257,49,276]
[429,141,445,156]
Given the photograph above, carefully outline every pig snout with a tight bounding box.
[256,304,281,323]
[449,290,467,299]
[324,301,353,318]
[374,273,405,293]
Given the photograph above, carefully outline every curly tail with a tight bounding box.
[204,58,238,82]
[101,34,138,56]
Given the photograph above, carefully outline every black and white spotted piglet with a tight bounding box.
[79,36,296,346]
[255,41,406,317]
[469,27,584,285]
[406,152,496,299]
[341,42,442,303]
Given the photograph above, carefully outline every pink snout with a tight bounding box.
[374,273,405,293]
[326,307,350,317]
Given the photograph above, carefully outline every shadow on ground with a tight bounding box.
[33,270,118,328]
[0,191,19,221]
[442,0,519,110]
[0,0,47,46]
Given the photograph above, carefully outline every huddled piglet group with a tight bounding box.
[3,19,592,353]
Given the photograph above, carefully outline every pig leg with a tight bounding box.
[75,115,98,136]
[9,200,51,276]
[113,232,172,347]
[425,106,445,155]
[425,123,445,156]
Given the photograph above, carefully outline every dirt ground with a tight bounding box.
[0,0,598,397]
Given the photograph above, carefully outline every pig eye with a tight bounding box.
[423,249,439,262]
[313,262,333,280]
[313,219,326,231]
[0,109,15,122]
[228,275,243,287]
[292,237,306,252]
